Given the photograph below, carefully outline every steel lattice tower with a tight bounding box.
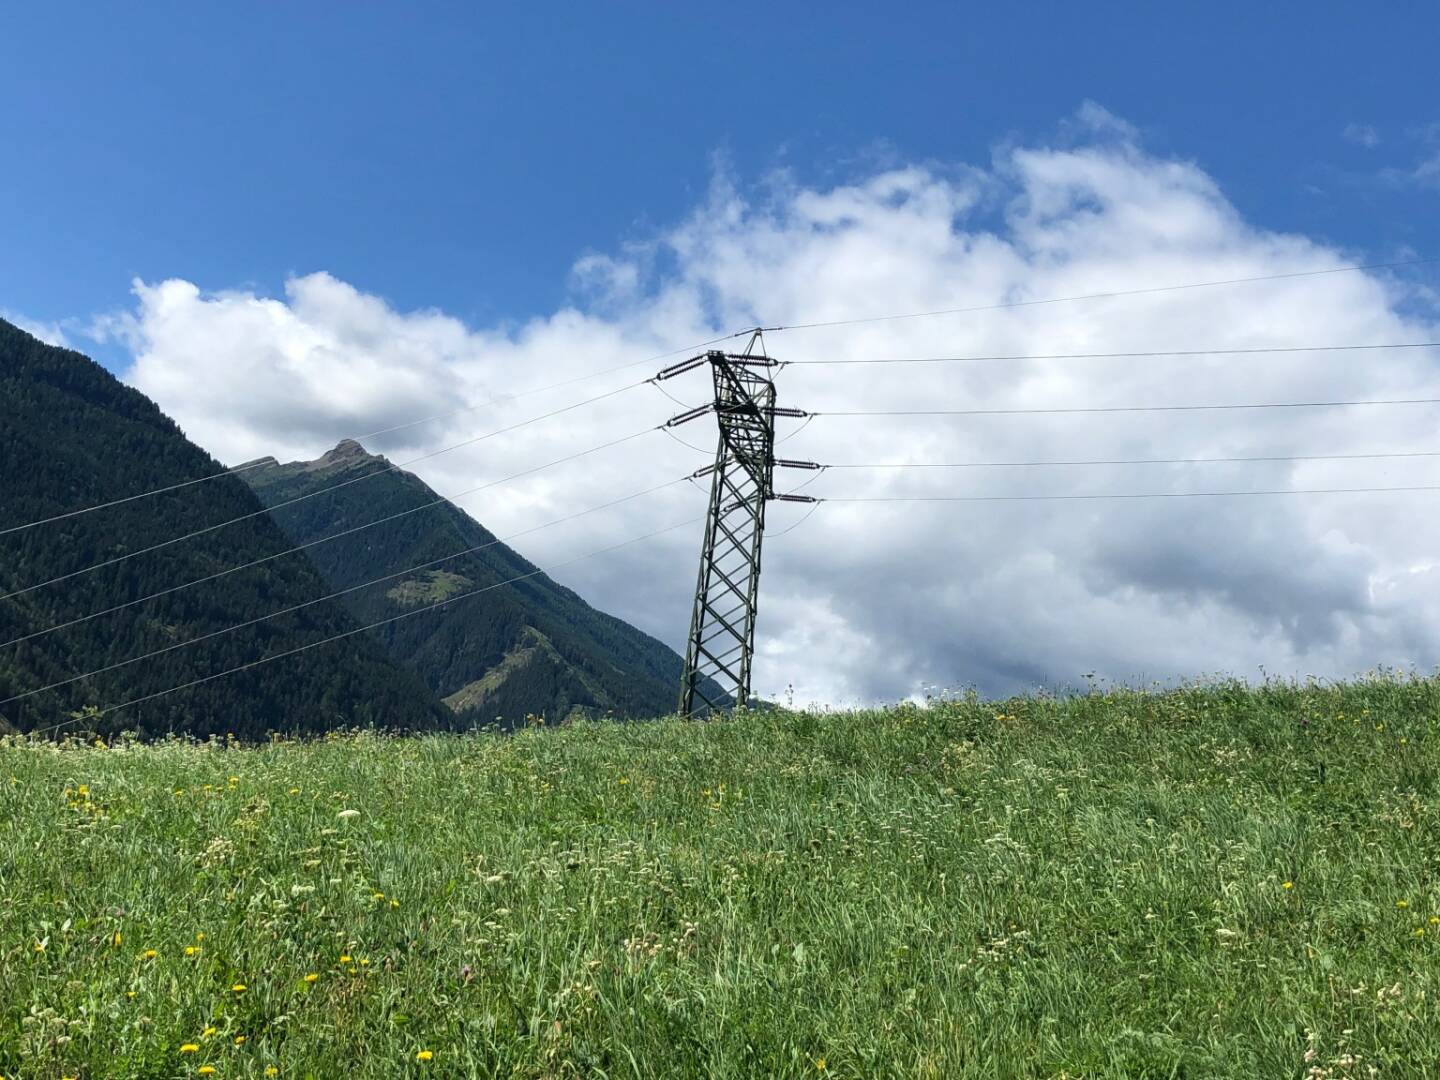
[656,333,813,717]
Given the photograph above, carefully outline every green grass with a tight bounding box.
[3,677,1439,1079]
[385,571,474,607]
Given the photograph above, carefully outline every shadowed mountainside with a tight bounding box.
[0,319,449,737]
[242,440,709,726]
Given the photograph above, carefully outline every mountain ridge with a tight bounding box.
[241,439,704,726]
[0,318,451,737]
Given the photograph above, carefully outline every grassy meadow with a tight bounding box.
[2,677,1439,1078]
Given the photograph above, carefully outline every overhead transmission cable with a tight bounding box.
[10,260,1431,537]
[660,426,715,457]
[0,328,757,538]
[0,380,649,603]
[785,341,1440,366]
[768,501,823,538]
[812,396,1440,418]
[21,515,703,738]
[826,449,1440,470]
[0,475,691,708]
[758,256,1440,334]
[1,423,670,650]
[9,259,1435,537]
[803,485,1440,506]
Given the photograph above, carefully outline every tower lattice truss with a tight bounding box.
[658,333,814,718]
[679,355,778,716]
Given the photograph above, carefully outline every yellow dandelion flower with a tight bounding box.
[185,946,200,956]
[77,784,89,796]
[126,991,136,1000]
[196,932,205,941]
[180,1044,200,1054]
[142,949,158,959]
[1416,928,1426,937]
[389,899,400,908]
[202,1026,217,1038]
[359,958,370,966]
[815,1058,828,1072]
[265,1069,278,1078]
[1430,917,1439,924]
[231,983,247,993]
[112,931,122,947]
[1282,882,1294,890]
[1397,900,1410,909]
[234,1035,246,1045]
[198,1068,217,1076]
[416,1050,434,1062]
[339,954,352,964]
[304,973,319,983]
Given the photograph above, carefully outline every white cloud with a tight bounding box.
[4,310,71,348]
[1413,152,1440,188]
[117,112,1440,705]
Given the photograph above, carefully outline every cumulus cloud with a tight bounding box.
[116,112,1440,705]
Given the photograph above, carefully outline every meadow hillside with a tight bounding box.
[2,678,1439,1079]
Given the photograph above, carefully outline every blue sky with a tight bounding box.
[3,1,1437,365]
[5,3,1440,703]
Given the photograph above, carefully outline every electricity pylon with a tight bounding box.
[655,332,816,717]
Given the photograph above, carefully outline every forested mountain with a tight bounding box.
[242,441,699,726]
[0,318,449,737]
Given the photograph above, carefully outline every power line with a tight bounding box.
[817,485,1440,504]
[647,378,704,412]
[9,256,1436,535]
[1,424,666,650]
[0,458,273,537]
[0,327,756,538]
[0,379,648,603]
[775,414,816,446]
[786,341,1440,366]
[660,425,714,457]
[814,397,1440,418]
[0,477,689,709]
[769,501,823,538]
[21,515,702,737]
[827,450,1440,470]
[761,256,1440,333]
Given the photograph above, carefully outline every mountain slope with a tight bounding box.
[0,318,449,737]
[242,440,697,725]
